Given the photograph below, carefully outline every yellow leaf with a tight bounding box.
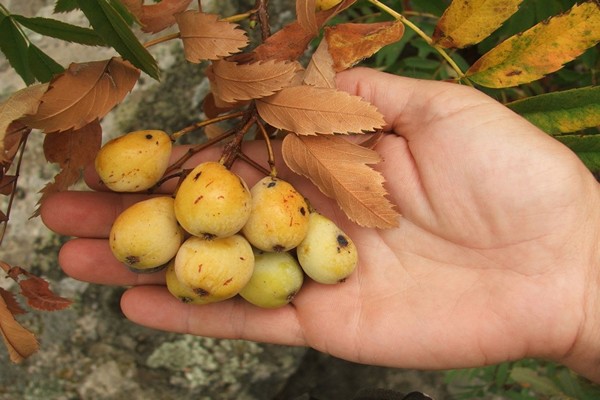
[282,134,399,228]
[433,0,524,48]
[466,2,600,88]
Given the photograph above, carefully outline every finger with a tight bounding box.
[40,190,153,238]
[121,285,307,346]
[59,238,165,285]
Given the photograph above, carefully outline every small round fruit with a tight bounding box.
[174,235,254,303]
[165,261,212,305]
[109,196,184,272]
[297,213,358,284]
[241,176,309,252]
[95,129,172,192]
[239,251,304,308]
[316,0,343,11]
[174,161,251,238]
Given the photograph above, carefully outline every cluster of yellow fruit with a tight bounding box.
[95,130,358,308]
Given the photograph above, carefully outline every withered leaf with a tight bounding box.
[210,59,303,103]
[20,58,139,133]
[0,294,39,363]
[33,121,102,216]
[121,0,192,33]
[304,39,336,88]
[256,85,384,135]
[325,20,405,72]
[175,11,248,62]
[0,83,48,162]
[297,0,319,35]
[0,174,17,196]
[18,275,73,311]
[282,134,399,228]
[0,288,26,315]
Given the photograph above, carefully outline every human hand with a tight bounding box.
[40,67,600,382]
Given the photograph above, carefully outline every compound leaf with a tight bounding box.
[11,15,106,46]
[0,14,34,85]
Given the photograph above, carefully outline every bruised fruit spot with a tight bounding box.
[272,244,285,252]
[197,264,203,273]
[223,277,233,286]
[125,255,140,265]
[300,207,306,216]
[180,296,192,303]
[202,233,216,240]
[194,195,204,204]
[338,277,347,283]
[145,134,153,139]
[194,288,210,296]
[193,172,202,181]
[337,235,349,247]
[267,181,277,188]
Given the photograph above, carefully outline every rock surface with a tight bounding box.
[0,1,452,399]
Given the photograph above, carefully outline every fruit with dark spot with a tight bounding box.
[165,261,212,305]
[242,177,309,252]
[95,130,172,192]
[174,234,254,303]
[239,250,304,308]
[109,196,184,271]
[174,162,252,238]
[297,212,358,284]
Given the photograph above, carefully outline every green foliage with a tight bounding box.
[11,15,106,46]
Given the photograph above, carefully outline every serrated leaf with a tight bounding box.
[210,59,303,103]
[304,39,336,88]
[21,58,140,133]
[507,86,600,134]
[466,2,600,88]
[121,0,192,33]
[325,21,405,72]
[34,121,102,216]
[0,83,48,162]
[297,0,319,35]
[282,134,399,228]
[0,288,26,316]
[0,295,39,363]
[554,135,600,174]
[18,275,73,311]
[175,11,248,62]
[27,44,64,83]
[432,0,524,48]
[11,15,106,46]
[76,0,159,80]
[256,85,385,135]
[0,14,35,85]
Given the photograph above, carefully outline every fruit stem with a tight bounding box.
[170,112,246,141]
[237,152,271,176]
[219,109,258,169]
[255,119,277,177]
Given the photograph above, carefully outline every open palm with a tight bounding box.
[41,68,600,381]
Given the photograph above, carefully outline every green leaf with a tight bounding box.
[75,0,159,80]
[12,15,106,46]
[54,0,79,13]
[506,86,600,134]
[509,366,564,396]
[554,135,600,174]
[0,15,35,85]
[27,44,64,83]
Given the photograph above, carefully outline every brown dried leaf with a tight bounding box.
[255,85,384,135]
[325,20,405,71]
[122,0,193,33]
[0,174,17,196]
[282,134,399,228]
[210,59,303,103]
[0,84,48,162]
[33,121,102,216]
[175,11,248,62]
[20,58,140,133]
[297,0,319,35]
[304,39,336,88]
[0,295,39,363]
[18,276,72,311]
[0,288,26,316]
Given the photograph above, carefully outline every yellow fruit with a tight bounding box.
[239,250,304,308]
[165,261,211,305]
[174,235,254,303]
[316,0,343,11]
[174,162,252,238]
[241,177,309,252]
[297,213,358,284]
[109,196,184,272]
[95,129,172,192]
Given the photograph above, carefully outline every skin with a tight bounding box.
[40,68,600,382]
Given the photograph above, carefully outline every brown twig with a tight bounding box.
[170,111,246,141]
[253,0,271,41]
[255,118,277,176]
[219,110,257,169]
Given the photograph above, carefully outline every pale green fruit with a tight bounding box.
[174,162,252,238]
[297,213,358,284]
[109,196,184,272]
[165,261,212,305]
[95,129,172,192]
[174,235,254,303]
[239,251,304,308]
[241,177,309,252]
